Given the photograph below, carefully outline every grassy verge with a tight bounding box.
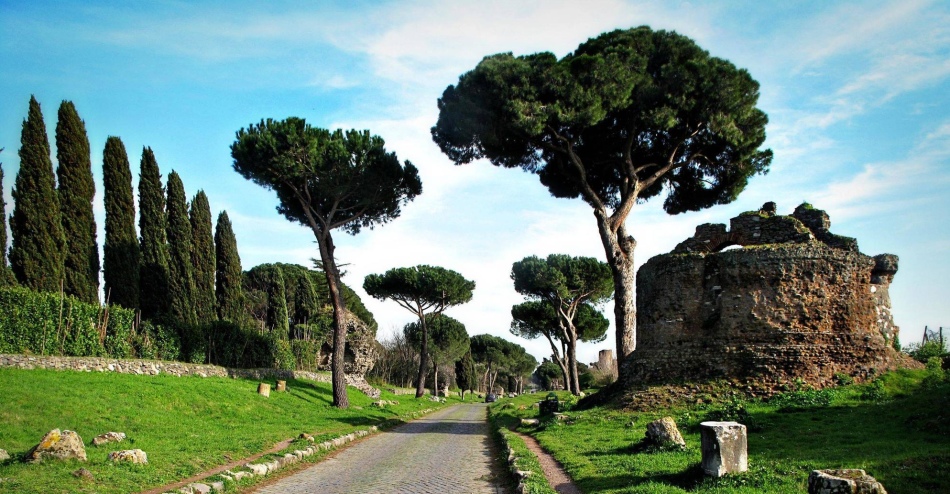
[490,367,950,494]
[488,409,557,494]
[0,368,454,493]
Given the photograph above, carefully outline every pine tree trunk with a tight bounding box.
[567,335,580,395]
[317,231,349,409]
[595,211,637,382]
[415,316,429,398]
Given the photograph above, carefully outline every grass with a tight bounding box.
[0,368,459,493]
[490,368,950,493]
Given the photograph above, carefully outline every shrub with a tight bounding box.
[860,378,887,402]
[769,387,836,410]
[906,340,948,363]
[0,286,135,358]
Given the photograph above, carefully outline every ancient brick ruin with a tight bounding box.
[622,202,908,392]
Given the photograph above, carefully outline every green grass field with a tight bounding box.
[490,368,950,494]
[0,368,456,493]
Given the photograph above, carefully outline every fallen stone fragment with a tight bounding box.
[276,380,287,392]
[108,449,148,464]
[645,417,686,449]
[0,449,9,461]
[210,481,225,492]
[27,429,87,462]
[808,469,888,494]
[232,470,252,481]
[246,463,267,476]
[92,431,126,446]
[520,418,539,426]
[299,432,314,442]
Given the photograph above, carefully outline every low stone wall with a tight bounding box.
[0,354,385,399]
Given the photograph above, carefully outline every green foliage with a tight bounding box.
[137,147,170,320]
[834,372,855,386]
[0,286,135,358]
[214,211,244,322]
[102,136,140,310]
[404,313,470,367]
[363,265,476,314]
[10,96,66,293]
[165,171,197,327]
[860,378,888,402]
[455,350,478,395]
[907,340,949,363]
[55,100,99,304]
[769,386,837,411]
[189,191,216,325]
[269,266,290,337]
[533,359,564,391]
[133,320,181,361]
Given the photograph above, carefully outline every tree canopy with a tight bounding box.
[102,136,140,310]
[433,26,771,373]
[405,313,469,395]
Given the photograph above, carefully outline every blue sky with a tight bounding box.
[1,0,948,365]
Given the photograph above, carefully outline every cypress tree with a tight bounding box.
[56,100,99,304]
[138,147,170,320]
[102,136,140,310]
[0,149,13,285]
[165,171,197,327]
[214,211,244,322]
[269,267,289,338]
[189,190,215,325]
[10,96,66,292]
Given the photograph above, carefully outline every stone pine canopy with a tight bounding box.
[623,202,909,393]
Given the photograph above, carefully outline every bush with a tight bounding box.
[860,378,887,402]
[133,320,181,361]
[290,339,323,371]
[769,387,836,410]
[906,340,948,363]
[0,286,135,358]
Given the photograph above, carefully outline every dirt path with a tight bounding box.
[251,403,510,493]
[512,430,582,494]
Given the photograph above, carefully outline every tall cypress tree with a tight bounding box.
[214,210,244,322]
[0,149,13,285]
[102,136,140,309]
[269,267,289,338]
[165,171,197,327]
[10,96,66,292]
[189,190,215,325]
[138,147,170,320]
[56,100,99,304]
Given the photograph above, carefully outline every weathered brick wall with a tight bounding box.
[623,203,909,394]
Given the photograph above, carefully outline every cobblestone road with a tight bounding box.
[252,403,509,494]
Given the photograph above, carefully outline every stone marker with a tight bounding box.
[645,416,686,449]
[0,448,9,461]
[27,429,87,462]
[700,421,747,477]
[258,382,271,397]
[108,449,148,464]
[276,380,287,392]
[92,431,127,446]
[808,469,888,494]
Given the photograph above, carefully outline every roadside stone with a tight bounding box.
[265,459,280,472]
[808,469,888,494]
[520,418,539,426]
[210,481,225,492]
[299,432,314,442]
[27,429,87,462]
[257,382,271,397]
[232,471,252,481]
[700,421,747,477]
[72,467,94,480]
[275,380,287,392]
[246,463,268,476]
[108,449,148,464]
[92,431,126,446]
[0,449,9,461]
[188,483,211,494]
[645,416,686,449]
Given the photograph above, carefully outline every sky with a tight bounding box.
[1,0,948,366]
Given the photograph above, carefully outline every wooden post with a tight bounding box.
[258,383,271,397]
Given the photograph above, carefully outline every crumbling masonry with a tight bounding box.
[622,202,909,392]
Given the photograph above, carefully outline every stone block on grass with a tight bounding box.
[700,421,747,477]
[108,449,148,464]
